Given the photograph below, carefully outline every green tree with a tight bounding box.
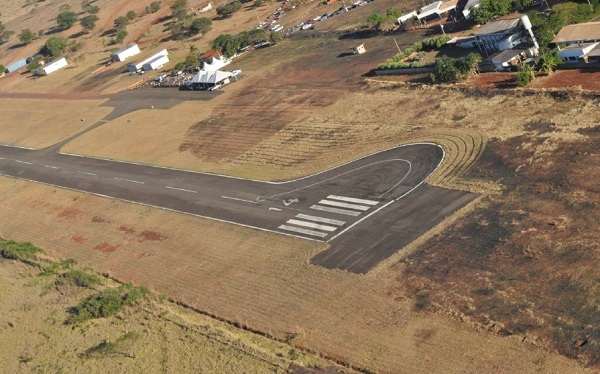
[114,16,129,30]
[538,53,560,75]
[367,13,384,27]
[57,10,78,30]
[430,57,462,83]
[44,36,68,57]
[216,1,243,17]
[28,61,40,75]
[190,17,212,35]
[269,30,282,44]
[149,1,161,13]
[0,64,5,73]
[115,28,128,43]
[19,28,35,44]
[171,0,189,11]
[82,0,99,14]
[126,10,137,20]
[80,15,99,32]
[386,8,402,18]
[0,29,15,44]
[516,64,535,86]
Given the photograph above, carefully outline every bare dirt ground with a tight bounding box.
[0,176,590,374]
[466,70,600,91]
[0,257,338,373]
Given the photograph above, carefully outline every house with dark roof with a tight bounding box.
[473,18,527,55]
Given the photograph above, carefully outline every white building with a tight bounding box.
[128,49,168,72]
[557,42,599,63]
[110,43,141,62]
[143,54,169,71]
[36,57,68,76]
[398,11,418,24]
[462,0,481,20]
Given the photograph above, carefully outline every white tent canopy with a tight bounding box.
[190,70,233,84]
[201,56,230,71]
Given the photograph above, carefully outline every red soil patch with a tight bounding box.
[57,208,84,220]
[70,234,88,244]
[118,226,136,234]
[136,230,168,243]
[468,72,518,89]
[531,70,600,91]
[91,216,109,223]
[94,242,122,253]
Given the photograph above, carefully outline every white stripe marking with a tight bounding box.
[166,186,197,193]
[286,219,338,232]
[269,207,282,211]
[44,165,59,169]
[15,160,32,165]
[318,199,370,211]
[327,195,379,205]
[278,225,328,238]
[114,177,144,184]
[310,205,361,216]
[221,195,259,204]
[77,171,96,176]
[296,214,345,226]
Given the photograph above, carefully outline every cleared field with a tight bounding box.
[0,98,112,149]
[0,176,589,373]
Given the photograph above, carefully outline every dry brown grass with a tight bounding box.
[0,98,111,149]
[0,256,337,373]
[0,176,590,373]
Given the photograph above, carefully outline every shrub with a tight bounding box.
[64,269,101,287]
[56,11,78,30]
[68,283,148,324]
[0,240,43,260]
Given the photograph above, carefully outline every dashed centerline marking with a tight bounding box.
[44,165,59,169]
[221,195,259,204]
[114,177,144,184]
[15,160,32,165]
[166,186,197,193]
[77,171,96,176]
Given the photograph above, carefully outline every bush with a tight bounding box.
[57,11,78,30]
[0,240,43,260]
[44,36,68,57]
[63,269,101,287]
[68,283,148,324]
[216,1,243,17]
[126,10,136,21]
[422,35,451,50]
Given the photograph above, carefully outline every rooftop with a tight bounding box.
[490,48,525,61]
[476,18,521,36]
[552,22,600,44]
[561,41,598,50]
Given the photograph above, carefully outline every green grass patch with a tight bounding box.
[83,331,141,358]
[68,283,149,324]
[63,269,101,288]
[0,240,43,261]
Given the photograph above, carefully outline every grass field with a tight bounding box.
[0,254,339,373]
[0,98,111,149]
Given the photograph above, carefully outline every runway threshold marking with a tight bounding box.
[166,186,197,193]
[310,205,361,216]
[278,225,328,238]
[327,195,379,205]
[318,199,370,211]
[295,214,345,226]
[286,219,338,232]
[221,195,259,204]
[114,177,144,184]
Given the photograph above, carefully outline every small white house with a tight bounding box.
[143,54,169,71]
[398,11,418,24]
[352,44,366,54]
[557,42,599,63]
[110,43,141,62]
[197,1,212,13]
[36,57,68,76]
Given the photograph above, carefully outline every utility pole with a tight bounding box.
[393,38,401,53]
[440,23,446,36]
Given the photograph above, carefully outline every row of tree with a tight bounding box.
[169,0,213,40]
[367,8,402,33]
[211,29,281,57]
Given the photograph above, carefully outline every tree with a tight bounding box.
[114,16,129,30]
[538,53,560,75]
[367,13,384,27]
[190,17,212,35]
[0,64,5,74]
[44,36,68,57]
[516,64,535,86]
[430,57,462,83]
[82,0,100,14]
[386,8,402,19]
[126,10,136,21]
[216,1,243,17]
[171,0,189,11]
[57,11,78,30]
[147,2,161,14]
[471,0,513,24]
[28,61,40,75]
[269,30,282,44]
[80,15,99,32]
[18,28,35,45]
[0,29,15,44]
[115,28,128,44]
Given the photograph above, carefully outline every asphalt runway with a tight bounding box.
[0,89,477,273]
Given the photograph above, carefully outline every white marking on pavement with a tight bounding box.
[15,160,32,165]
[379,160,412,198]
[286,219,338,232]
[296,214,345,226]
[166,186,197,193]
[278,225,328,238]
[44,165,59,169]
[77,171,96,176]
[114,177,144,184]
[269,207,282,211]
[318,199,370,211]
[310,205,361,216]
[327,195,379,205]
[221,195,259,204]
